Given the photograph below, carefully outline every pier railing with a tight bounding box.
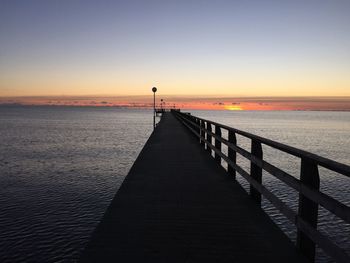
[173,110,350,263]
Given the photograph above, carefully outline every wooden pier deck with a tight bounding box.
[80,112,308,262]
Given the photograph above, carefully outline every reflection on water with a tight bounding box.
[0,107,349,262]
[0,106,153,262]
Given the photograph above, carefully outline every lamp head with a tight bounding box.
[152,87,157,93]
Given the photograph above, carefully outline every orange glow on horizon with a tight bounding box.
[0,96,349,111]
[224,105,242,111]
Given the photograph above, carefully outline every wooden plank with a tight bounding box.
[200,120,205,146]
[214,125,222,164]
[250,140,263,205]
[297,158,320,262]
[80,112,308,263]
[184,115,350,224]
[174,111,350,263]
[201,136,350,263]
[206,121,212,154]
[228,130,237,179]
[203,138,296,223]
[185,113,350,177]
[297,217,350,263]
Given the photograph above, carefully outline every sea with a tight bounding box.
[0,106,349,262]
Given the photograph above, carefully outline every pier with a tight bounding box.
[80,111,350,263]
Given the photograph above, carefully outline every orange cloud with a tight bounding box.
[0,96,349,111]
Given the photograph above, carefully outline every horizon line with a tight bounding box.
[1,95,350,99]
[1,95,349,111]
[1,103,350,112]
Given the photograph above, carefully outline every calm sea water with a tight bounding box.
[0,106,153,262]
[0,106,349,262]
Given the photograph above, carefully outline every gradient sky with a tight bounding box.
[1,0,350,98]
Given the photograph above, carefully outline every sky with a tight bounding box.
[0,0,350,109]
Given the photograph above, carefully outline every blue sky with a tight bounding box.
[1,0,350,96]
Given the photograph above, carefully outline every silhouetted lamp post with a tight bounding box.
[152,87,157,129]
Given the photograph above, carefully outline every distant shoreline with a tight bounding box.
[0,104,349,112]
[1,96,349,111]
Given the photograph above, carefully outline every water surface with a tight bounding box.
[0,107,349,262]
[0,106,153,262]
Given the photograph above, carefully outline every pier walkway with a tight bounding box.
[80,112,307,262]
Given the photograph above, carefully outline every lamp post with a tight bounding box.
[152,87,157,130]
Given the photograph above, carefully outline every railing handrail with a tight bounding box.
[172,110,350,263]
[202,125,350,221]
[192,115,349,177]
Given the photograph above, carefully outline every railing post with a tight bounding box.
[250,139,262,205]
[297,158,320,262]
[206,122,212,154]
[214,125,222,164]
[190,115,194,129]
[195,118,200,138]
[228,130,237,179]
[200,120,205,147]
[190,116,196,137]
